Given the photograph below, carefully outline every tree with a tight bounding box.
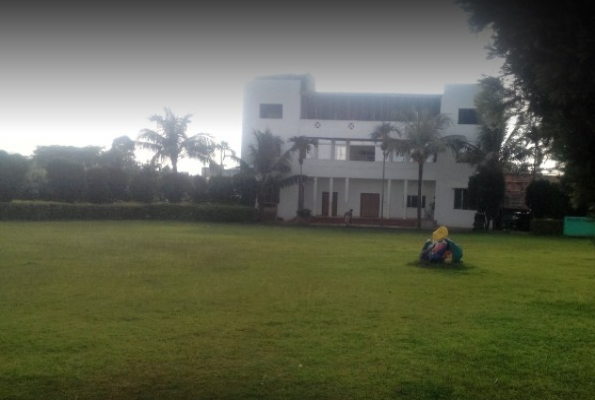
[136,107,213,173]
[288,136,318,216]
[0,151,29,202]
[101,135,137,170]
[85,167,112,204]
[389,110,466,228]
[456,0,595,212]
[33,145,102,170]
[46,159,86,202]
[370,122,398,221]
[461,76,530,172]
[212,141,237,175]
[244,129,292,214]
[525,179,570,219]
[129,166,160,203]
[468,166,505,230]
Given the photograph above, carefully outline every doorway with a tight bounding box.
[360,193,380,218]
[322,191,338,216]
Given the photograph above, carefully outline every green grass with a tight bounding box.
[1,221,594,400]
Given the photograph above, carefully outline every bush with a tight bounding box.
[531,218,564,235]
[0,202,258,223]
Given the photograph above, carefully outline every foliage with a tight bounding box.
[128,166,160,203]
[207,175,237,203]
[231,172,258,207]
[45,159,86,202]
[100,135,137,170]
[244,129,293,212]
[33,145,102,169]
[288,136,318,213]
[136,107,213,173]
[189,174,209,203]
[377,110,466,227]
[456,0,595,211]
[0,202,258,222]
[461,76,530,172]
[85,167,112,204]
[0,150,29,202]
[468,166,505,230]
[160,171,193,203]
[531,218,564,236]
[525,179,571,219]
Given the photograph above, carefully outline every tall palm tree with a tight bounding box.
[288,136,318,214]
[370,122,398,221]
[391,110,467,228]
[136,107,213,173]
[245,129,293,213]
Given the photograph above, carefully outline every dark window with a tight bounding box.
[406,195,426,208]
[260,104,283,119]
[349,145,375,161]
[458,108,478,125]
[454,188,470,210]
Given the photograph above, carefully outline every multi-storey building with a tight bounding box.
[241,74,480,228]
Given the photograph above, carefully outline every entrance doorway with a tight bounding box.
[322,191,338,216]
[360,193,380,218]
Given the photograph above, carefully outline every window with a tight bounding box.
[458,108,478,125]
[407,195,426,208]
[454,188,470,210]
[334,142,347,160]
[260,103,283,119]
[317,140,331,160]
[350,145,375,161]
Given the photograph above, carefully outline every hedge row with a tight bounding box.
[531,218,564,235]
[0,202,259,223]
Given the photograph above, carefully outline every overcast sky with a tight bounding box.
[1,1,502,173]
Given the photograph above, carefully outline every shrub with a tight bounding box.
[531,218,564,235]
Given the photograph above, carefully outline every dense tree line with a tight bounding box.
[456,0,595,213]
[0,143,254,206]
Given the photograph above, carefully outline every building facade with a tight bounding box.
[241,74,480,228]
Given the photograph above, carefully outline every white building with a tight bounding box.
[241,74,479,228]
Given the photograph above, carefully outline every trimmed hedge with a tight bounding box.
[531,218,564,235]
[0,202,259,223]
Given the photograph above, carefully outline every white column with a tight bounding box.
[387,179,392,218]
[329,177,334,216]
[313,177,318,215]
[345,177,350,205]
[403,179,408,219]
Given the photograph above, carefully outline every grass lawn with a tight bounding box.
[1,221,594,400]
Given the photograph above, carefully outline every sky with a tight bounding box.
[0,1,503,174]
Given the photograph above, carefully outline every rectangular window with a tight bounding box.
[334,143,347,160]
[406,195,426,208]
[458,108,478,125]
[350,145,375,161]
[317,140,331,160]
[260,103,283,119]
[453,188,470,210]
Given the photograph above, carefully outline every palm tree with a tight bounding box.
[391,110,467,228]
[370,122,398,221]
[136,107,213,173]
[244,129,293,214]
[212,141,237,175]
[288,136,318,215]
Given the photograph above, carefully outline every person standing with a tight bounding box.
[344,209,353,226]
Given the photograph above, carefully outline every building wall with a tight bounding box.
[242,75,480,228]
